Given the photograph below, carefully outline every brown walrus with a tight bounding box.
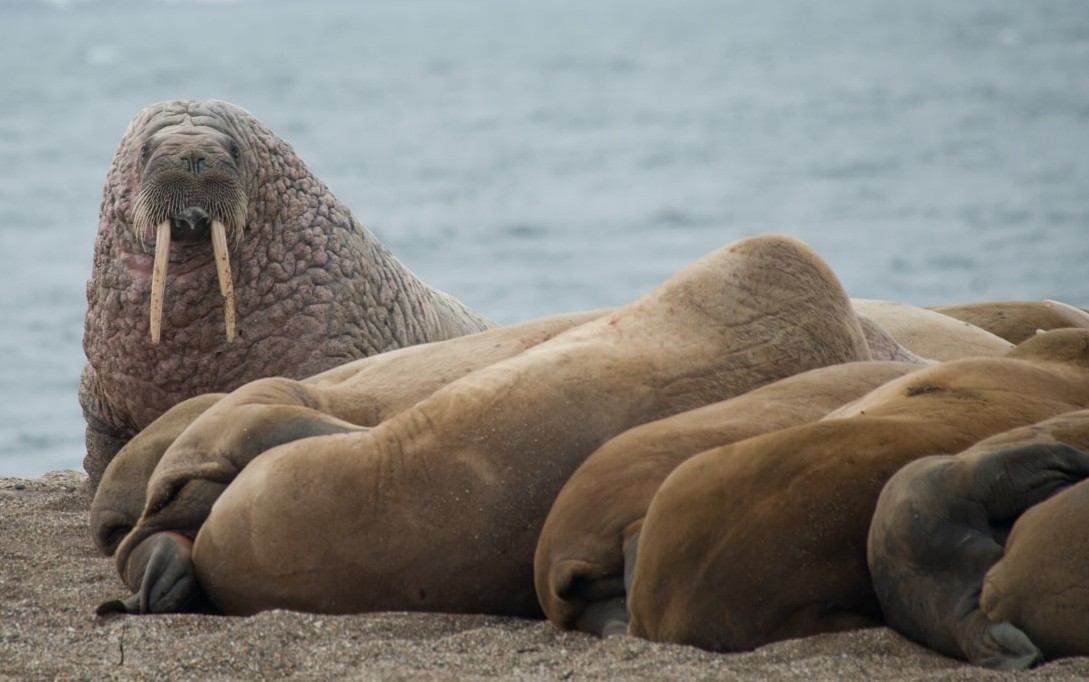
[533,359,920,636]
[929,300,1089,345]
[104,234,874,618]
[868,407,1089,670]
[91,309,607,561]
[625,329,1089,653]
[852,299,1013,361]
[81,99,494,489]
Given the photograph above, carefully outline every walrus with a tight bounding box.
[929,300,1089,345]
[81,99,494,489]
[103,234,874,618]
[625,329,1089,653]
[91,309,607,560]
[852,299,1013,361]
[868,407,1089,669]
[534,359,921,636]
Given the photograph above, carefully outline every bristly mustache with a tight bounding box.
[131,169,246,345]
[131,169,247,247]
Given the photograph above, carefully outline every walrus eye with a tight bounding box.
[228,139,241,162]
[140,141,151,163]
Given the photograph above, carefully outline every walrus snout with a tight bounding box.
[172,206,213,244]
[132,130,245,345]
[177,148,211,174]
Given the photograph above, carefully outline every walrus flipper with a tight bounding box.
[574,598,629,638]
[971,442,1089,523]
[98,531,212,616]
[954,608,1041,671]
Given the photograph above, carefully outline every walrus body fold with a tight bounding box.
[82,99,494,489]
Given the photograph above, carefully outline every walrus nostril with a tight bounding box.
[179,150,207,174]
[172,207,212,243]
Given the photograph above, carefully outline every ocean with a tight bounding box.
[1,0,1087,477]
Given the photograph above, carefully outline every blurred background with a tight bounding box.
[1,0,1086,476]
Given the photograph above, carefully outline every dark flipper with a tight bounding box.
[971,442,1089,522]
[97,531,213,616]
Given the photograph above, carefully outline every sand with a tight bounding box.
[2,471,1086,681]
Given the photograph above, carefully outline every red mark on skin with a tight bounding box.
[608,316,621,327]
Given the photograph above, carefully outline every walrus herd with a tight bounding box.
[84,100,1089,672]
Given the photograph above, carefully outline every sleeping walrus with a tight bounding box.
[81,99,494,488]
[625,329,1089,653]
[103,234,874,618]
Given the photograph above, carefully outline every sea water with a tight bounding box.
[0,0,1086,477]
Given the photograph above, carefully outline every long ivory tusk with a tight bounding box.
[149,220,171,345]
[1044,299,1089,330]
[211,219,236,342]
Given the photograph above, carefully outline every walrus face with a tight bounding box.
[131,120,247,344]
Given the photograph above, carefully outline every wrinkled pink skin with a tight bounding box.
[81,100,493,489]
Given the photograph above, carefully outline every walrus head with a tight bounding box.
[130,115,248,344]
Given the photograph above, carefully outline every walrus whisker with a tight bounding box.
[131,189,159,249]
[149,220,171,345]
[211,219,236,342]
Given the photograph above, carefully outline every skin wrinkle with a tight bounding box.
[82,100,493,486]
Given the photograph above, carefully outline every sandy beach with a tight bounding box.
[2,471,1087,681]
